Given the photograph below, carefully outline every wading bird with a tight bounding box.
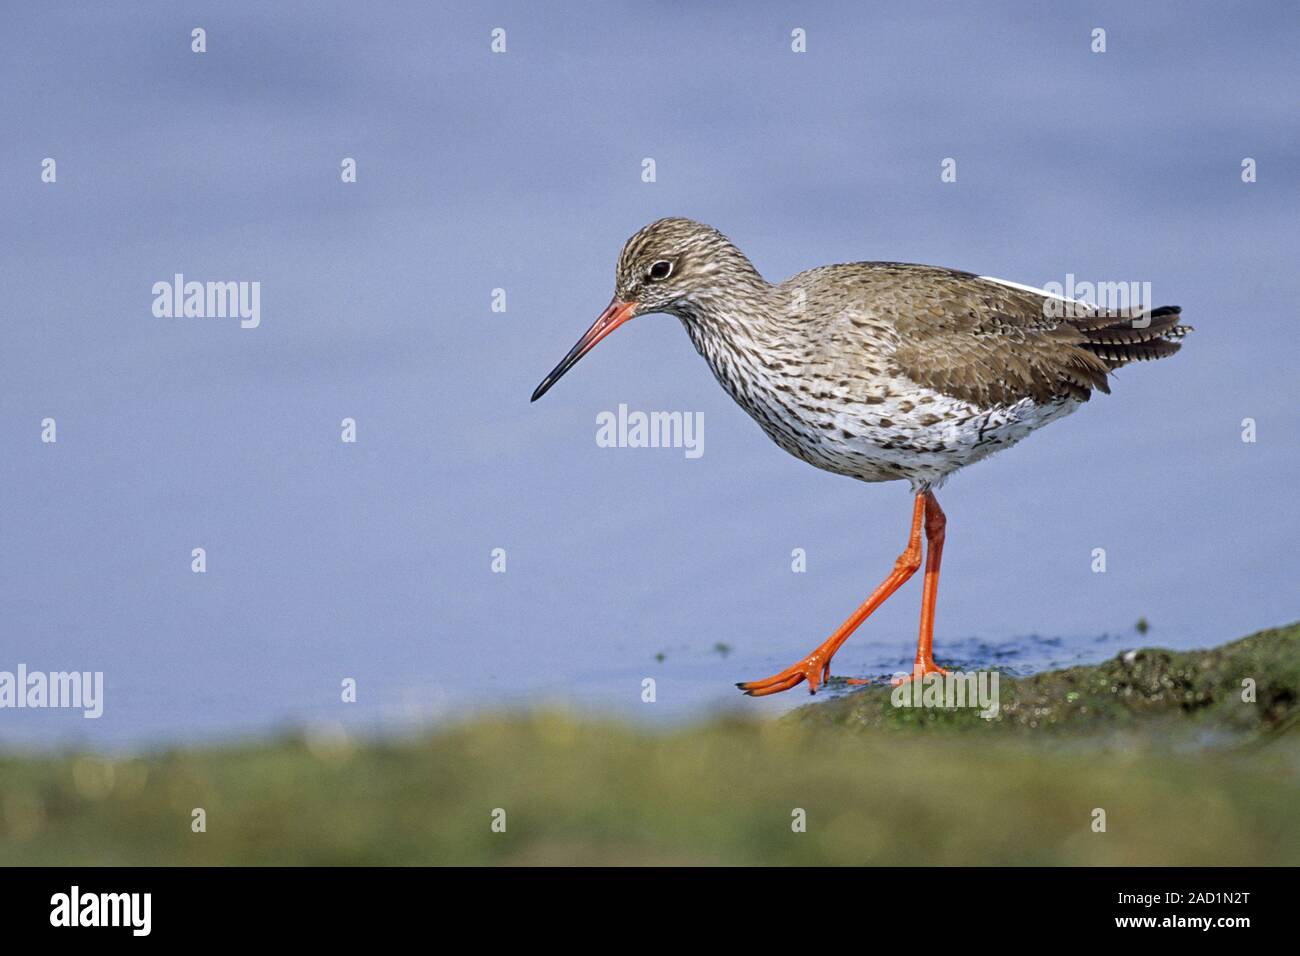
[531,219,1189,696]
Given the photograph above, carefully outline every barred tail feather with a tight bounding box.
[1073,305,1192,370]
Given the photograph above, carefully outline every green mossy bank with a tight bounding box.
[794,622,1300,739]
[1,624,1297,865]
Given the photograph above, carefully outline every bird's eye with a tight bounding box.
[647,260,673,281]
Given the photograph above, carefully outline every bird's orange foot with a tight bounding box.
[736,652,834,697]
[890,659,948,686]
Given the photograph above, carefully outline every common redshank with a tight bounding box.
[530,218,1190,696]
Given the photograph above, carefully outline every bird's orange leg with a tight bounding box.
[892,492,949,685]
[737,494,926,697]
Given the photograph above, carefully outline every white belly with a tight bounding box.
[745,384,1083,489]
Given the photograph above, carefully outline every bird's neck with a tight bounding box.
[675,272,773,346]
[672,276,806,408]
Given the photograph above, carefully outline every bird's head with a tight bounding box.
[531,218,761,402]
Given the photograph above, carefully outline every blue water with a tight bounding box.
[0,624,1190,752]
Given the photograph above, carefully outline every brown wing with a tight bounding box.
[874,265,1187,405]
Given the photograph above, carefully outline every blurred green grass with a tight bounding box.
[2,623,1297,865]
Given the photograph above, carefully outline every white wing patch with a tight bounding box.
[978,274,1087,309]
